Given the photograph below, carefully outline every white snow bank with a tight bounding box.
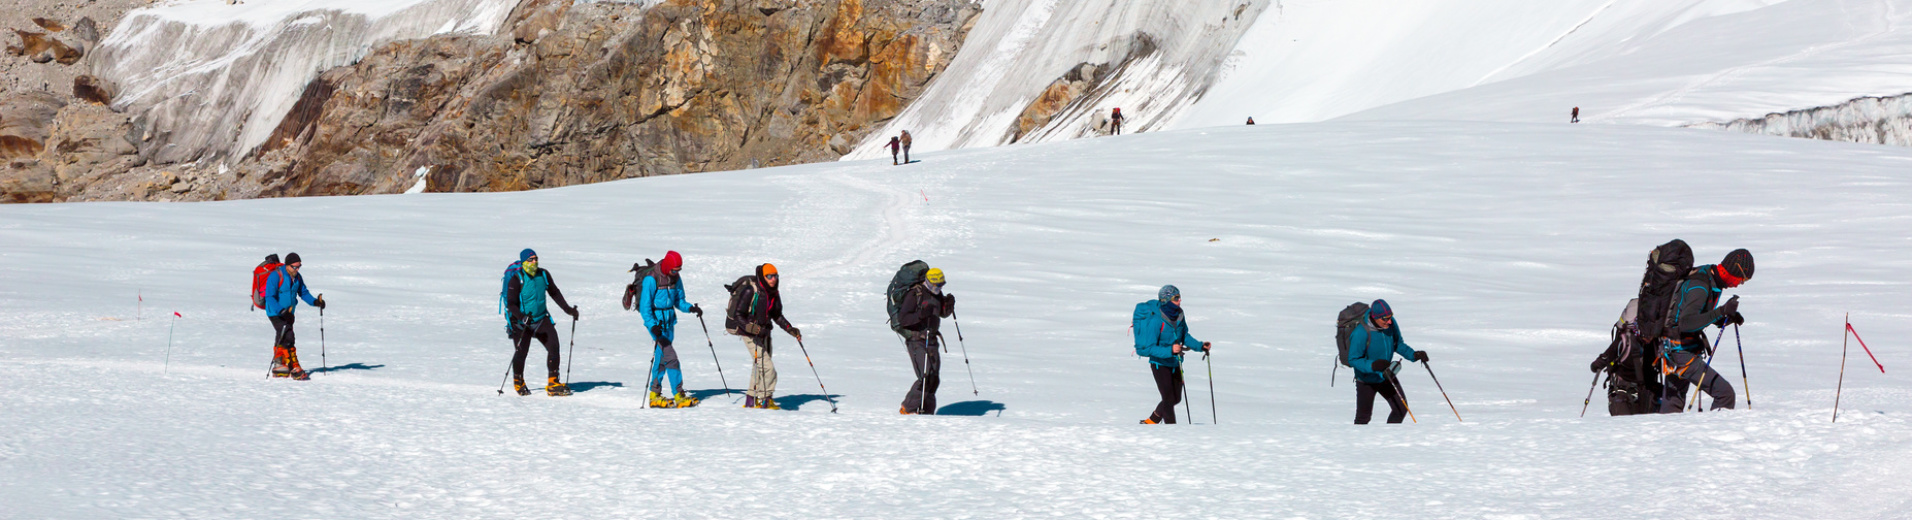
[93,0,521,164]
[3,122,1912,516]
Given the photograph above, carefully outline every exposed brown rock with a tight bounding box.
[31,17,63,32]
[73,75,115,105]
[0,91,64,159]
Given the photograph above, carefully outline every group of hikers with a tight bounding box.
[885,131,913,165]
[246,240,1754,424]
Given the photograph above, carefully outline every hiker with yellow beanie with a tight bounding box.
[723,263,802,409]
[897,267,954,414]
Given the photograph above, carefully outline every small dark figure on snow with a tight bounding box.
[897,267,953,414]
[504,249,579,396]
[1110,107,1125,135]
[888,136,901,165]
[1658,249,1753,413]
[1246,117,1255,125]
[900,130,913,164]
[1133,285,1210,424]
[263,252,324,381]
[1347,300,1426,424]
[1571,107,1580,123]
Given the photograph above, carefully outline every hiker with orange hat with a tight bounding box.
[723,263,803,409]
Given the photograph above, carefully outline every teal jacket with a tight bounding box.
[639,273,694,343]
[1348,319,1415,383]
[1132,301,1205,368]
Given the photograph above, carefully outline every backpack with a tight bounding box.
[622,259,680,313]
[250,254,282,310]
[1604,298,1660,415]
[723,275,757,335]
[498,260,525,338]
[1334,302,1370,367]
[1635,239,1693,349]
[886,260,930,335]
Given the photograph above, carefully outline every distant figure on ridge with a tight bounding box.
[888,136,901,165]
[900,130,913,164]
[1571,107,1580,123]
[1110,107,1125,135]
[1246,117,1255,125]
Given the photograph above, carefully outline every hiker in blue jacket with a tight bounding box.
[1133,285,1211,424]
[640,250,704,408]
[263,252,324,380]
[1347,299,1426,424]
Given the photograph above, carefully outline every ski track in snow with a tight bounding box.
[4,122,1912,517]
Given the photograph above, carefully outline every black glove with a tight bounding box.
[1726,311,1744,326]
[1371,359,1389,372]
[1591,358,1606,373]
[314,297,326,309]
[565,306,580,320]
[788,327,801,339]
[510,312,527,327]
[1415,351,1428,363]
[690,304,704,317]
[942,294,955,314]
[649,324,664,340]
[1718,295,1740,316]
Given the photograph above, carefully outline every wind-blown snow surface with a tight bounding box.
[5,122,1912,517]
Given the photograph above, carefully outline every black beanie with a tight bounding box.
[285,252,302,265]
[1722,249,1753,280]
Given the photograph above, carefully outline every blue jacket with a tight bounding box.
[1133,301,1204,368]
[639,273,694,343]
[262,268,317,317]
[1348,318,1415,384]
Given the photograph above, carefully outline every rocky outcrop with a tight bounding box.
[1691,92,1912,147]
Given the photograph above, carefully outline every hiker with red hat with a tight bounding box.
[1658,248,1755,412]
[723,263,802,409]
[1110,107,1125,135]
[639,250,705,408]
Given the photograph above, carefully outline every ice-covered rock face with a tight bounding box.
[93,0,523,164]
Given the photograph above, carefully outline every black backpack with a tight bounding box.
[620,259,665,311]
[886,260,930,335]
[723,275,757,335]
[1334,302,1370,367]
[1636,239,1693,349]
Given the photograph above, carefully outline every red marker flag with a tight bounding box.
[1848,323,1884,373]
[174,312,182,318]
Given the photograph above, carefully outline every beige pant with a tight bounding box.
[744,335,778,400]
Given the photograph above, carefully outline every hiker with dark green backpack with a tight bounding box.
[888,261,952,414]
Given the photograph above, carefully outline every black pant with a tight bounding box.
[903,145,911,164]
[270,314,296,348]
[1355,378,1408,424]
[512,319,560,381]
[1149,364,1184,424]
[903,336,941,413]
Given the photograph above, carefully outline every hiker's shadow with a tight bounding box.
[689,388,744,403]
[774,393,843,411]
[308,363,383,375]
[568,381,623,393]
[936,400,1006,417]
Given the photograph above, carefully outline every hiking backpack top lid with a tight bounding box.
[1636,239,1693,344]
[621,259,658,311]
[886,260,930,334]
[1334,302,1371,367]
[251,254,283,309]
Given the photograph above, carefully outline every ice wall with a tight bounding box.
[1690,93,1912,147]
[93,0,520,164]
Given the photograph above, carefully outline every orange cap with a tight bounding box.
[760,263,778,277]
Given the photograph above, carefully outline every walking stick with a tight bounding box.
[1834,314,1850,422]
[696,314,735,399]
[1687,332,1727,412]
[1734,324,1749,410]
[496,359,513,395]
[1205,350,1217,425]
[1331,356,1338,387]
[1581,365,1607,418]
[1385,366,1417,424]
[565,317,577,385]
[796,337,838,413]
[318,303,327,375]
[1179,365,1194,424]
[951,312,978,395]
[1422,360,1462,422]
[644,341,660,408]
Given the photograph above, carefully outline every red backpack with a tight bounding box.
[251,254,282,310]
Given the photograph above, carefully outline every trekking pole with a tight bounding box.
[1385,368,1417,424]
[1422,360,1462,422]
[565,317,577,385]
[163,312,178,377]
[1734,324,1749,410]
[1581,363,1608,418]
[951,312,978,395]
[644,342,659,408]
[496,360,513,395]
[318,304,327,375]
[1330,356,1338,387]
[795,337,838,413]
[1179,366,1194,424]
[1686,332,1727,412]
[1834,314,1849,423]
[695,314,735,399]
[1205,351,1217,425]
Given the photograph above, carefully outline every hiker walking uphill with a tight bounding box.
[1346,300,1427,424]
[887,136,902,165]
[1110,107,1125,135]
[724,263,802,409]
[899,130,913,164]
[1658,249,1755,413]
[502,249,580,397]
[262,253,324,380]
[1133,285,1210,425]
[637,251,705,408]
[890,262,953,414]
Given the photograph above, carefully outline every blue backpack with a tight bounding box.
[498,260,524,338]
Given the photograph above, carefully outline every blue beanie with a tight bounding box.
[1158,285,1180,301]
[520,248,537,262]
[1369,299,1393,320]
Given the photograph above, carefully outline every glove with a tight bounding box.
[1718,295,1740,316]
[565,306,580,320]
[744,323,764,335]
[649,324,664,340]
[1371,359,1389,372]
[510,312,527,327]
[690,304,704,317]
[314,297,326,309]
[788,327,801,339]
[1201,342,1212,352]
[1591,359,1605,373]
[1415,351,1428,363]
[1726,311,1744,326]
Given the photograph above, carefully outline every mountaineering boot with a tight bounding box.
[285,346,310,381]
[743,395,757,408]
[900,406,911,415]
[672,392,701,408]
[270,345,291,378]
[649,391,674,408]
[513,376,531,396]
[545,376,572,397]
[760,397,780,411]
[1140,418,1159,425]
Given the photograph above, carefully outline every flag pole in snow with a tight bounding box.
[163,311,179,376]
[1833,315,1885,423]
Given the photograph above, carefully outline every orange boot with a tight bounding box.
[270,345,291,377]
[285,346,310,381]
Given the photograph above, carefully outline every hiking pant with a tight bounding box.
[649,342,684,395]
[744,335,777,401]
[903,336,941,413]
[903,145,911,164]
[512,319,560,380]
[1659,350,1735,413]
[1149,364,1184,424]
[891,148,899,164]
[1355,378,1408,424]
[270,313,297,349]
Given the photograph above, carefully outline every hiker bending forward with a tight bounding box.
[1133,285,1210,424]
[1347,299,1426,424]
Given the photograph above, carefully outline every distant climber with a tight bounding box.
[1110,107,1125,135]
[888,136,901,165]
[1246,117,1255,125]
[1571,107,1580,124]
[900,130,913,164]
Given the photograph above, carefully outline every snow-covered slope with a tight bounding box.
[3,122,1910,517]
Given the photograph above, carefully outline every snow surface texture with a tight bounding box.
[3,122,1911,517]
[92,0,523,164]
[863,0,1912,157]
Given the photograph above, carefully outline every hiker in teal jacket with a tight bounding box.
[1347,299,1425,424]
[1133,285,1210,424]
[640,251,704,408]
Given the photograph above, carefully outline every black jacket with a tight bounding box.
[727,276,793,338]
[898,283,951,342]
[1669,265,1727,353]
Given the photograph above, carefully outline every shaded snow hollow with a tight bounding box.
[2,122,1910,517]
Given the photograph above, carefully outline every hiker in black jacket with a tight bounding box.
[728,263,802,409]
[898,267,953,414]
[1658,249,1753,412]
